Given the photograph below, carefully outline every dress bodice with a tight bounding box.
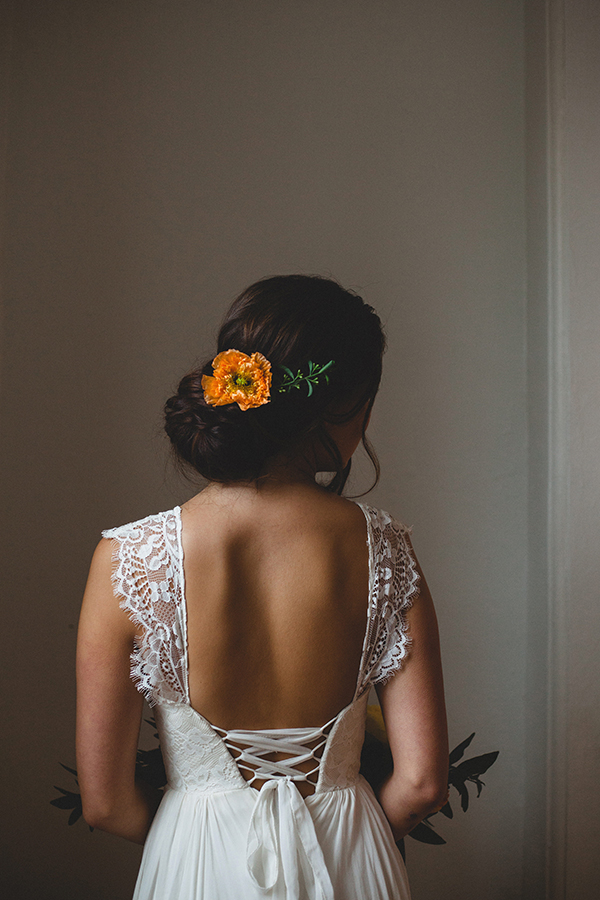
[102,503,419,793]
[152,692,369,795]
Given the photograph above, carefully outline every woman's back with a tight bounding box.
[76,275,447,899]
[181,482,370,730]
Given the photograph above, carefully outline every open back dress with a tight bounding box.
[103,503,419,900]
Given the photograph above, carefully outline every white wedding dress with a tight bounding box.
[103,503,419,900]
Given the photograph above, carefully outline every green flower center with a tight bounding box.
[233,373,252,388]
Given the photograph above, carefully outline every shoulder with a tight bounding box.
[100,507,182,588]
[96,507,183,624]
[101,507,181,543]
[358,503,420,602]
[317,499,415,557]
[354,502,412,537]
[296,492,370,553]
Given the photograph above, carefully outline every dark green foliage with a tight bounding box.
[50,764,92,830]
[359,730,394,793]
[51,720,165,829]
[135,721,167,789]
[359,730,499,849]
[449,732,476,764]
[408,820,447,845]
[448,739,500,813]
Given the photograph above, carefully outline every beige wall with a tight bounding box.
[551,1,600,895]
[1,2,529,898]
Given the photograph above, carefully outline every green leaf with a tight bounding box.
[136,747,167,789]
[68,807,82,826]
[454,751,499,780]
[457,781,470,812]
[449,733,475,765]
[359,734,393,792]
[277,360,335,395]
[407,821,447,845]
[438,801,453,819]
[51,793,80,810]
[144,720,159,741]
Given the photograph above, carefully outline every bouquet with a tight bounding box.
[360,706,499,858]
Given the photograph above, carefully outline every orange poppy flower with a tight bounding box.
[202,349,272,411]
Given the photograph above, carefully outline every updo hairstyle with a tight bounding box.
[164,275,385,493]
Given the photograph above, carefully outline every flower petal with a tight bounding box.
[203,349,272,410]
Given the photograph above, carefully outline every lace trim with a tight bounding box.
[354,505,420,695]
[102,509,188,707]
[154,702,245,792]
[317,693,368,791]
[102,504,419,710]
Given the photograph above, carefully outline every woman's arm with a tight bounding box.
[375,540,449,841]
[76,539,162,844]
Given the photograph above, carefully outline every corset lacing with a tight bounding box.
[211,718,339,900]
[212,716,336,789]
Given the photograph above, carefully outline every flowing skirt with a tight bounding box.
[133,777,411,900]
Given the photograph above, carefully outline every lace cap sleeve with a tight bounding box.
[102,508,188,706]
[356,506,420,694]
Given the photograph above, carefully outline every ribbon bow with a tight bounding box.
[246,778,334,899]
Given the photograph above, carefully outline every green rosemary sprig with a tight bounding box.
[278,360,335,396]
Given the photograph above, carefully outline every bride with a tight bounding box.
[76,274,448,899]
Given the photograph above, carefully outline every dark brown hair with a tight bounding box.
[164,275,385,493]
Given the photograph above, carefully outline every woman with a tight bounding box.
[76,275,448,900]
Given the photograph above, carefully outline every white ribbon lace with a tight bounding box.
[213,723,330,785]
[246,777,334,900]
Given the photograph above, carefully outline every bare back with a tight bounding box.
[180,483,370,730]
